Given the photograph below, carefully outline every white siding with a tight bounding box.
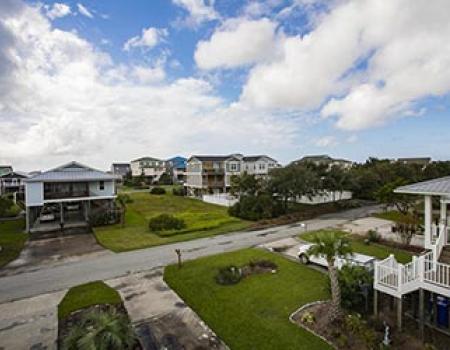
[89,180,115,197]
[25,182,44,206]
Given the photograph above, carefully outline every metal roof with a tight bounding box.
[395,176,450,196]
[189,155,238,162]
[242,155,276,162]
[26,161,119,183]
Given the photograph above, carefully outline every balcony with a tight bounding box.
[202,168,225,175]
[44,190,90,200]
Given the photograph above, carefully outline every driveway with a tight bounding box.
[0,204,382,303]
[0,290,66,350]
[0,234,111,277]
[106,268,227,350]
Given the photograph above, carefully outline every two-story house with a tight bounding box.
[185,154,279,196]
[294,155,353,169]
[0,170,28,196]
[110,163,131,183]
[130,157,167,184]
[166,156,187,184]
[24,161,119,233]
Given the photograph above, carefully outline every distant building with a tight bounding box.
[294,155,353,169]
[0,165,13,177]
[397,157,431,166]
[185,154,280,196]
[110,163,131,182]
[166,156,187,183]
[0,171,28,196]
[130,157,168,183]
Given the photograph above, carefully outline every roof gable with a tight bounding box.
[395,176,450,196]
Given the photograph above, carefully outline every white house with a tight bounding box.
[24,161,119,233]
[130,156,167,183]
[373,176,450,335]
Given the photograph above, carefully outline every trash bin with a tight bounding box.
[436,295,449,328]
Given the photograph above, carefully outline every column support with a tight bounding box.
[419,289,424,341]
[396,296,403,331]
[424,195,432,248]
[373,289,378,317]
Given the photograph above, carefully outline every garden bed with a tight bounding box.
[294,302,424,350]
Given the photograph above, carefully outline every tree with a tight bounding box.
[230,172,263,197]
[0,196,13,218]
[115,194,131,227]
[307,232,353,322]
[375,178,415,214]
[323,165,352,201]
[62,309,136,350]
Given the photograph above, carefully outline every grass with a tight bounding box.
[372,210,408,222]
[164,248,331,350]
[0,219,27,268]
[94,191,251,252]
[58,281,122,320]
[300,229,413,264]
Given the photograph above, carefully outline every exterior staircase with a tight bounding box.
[439,246,450,264]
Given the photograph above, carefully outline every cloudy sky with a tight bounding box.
[1,0,450,171]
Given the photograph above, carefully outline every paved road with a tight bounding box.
[0,205,381,303]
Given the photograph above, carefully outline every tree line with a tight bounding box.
[228,158,450,221]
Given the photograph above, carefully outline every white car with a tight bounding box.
[298,243,376,271]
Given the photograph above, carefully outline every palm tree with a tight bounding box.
[307,232,353,322]
[62,308,137,350]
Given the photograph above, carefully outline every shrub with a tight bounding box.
[215,265,242,285]
[300,311,315,325]
[228,193,283,221]
[148,214,186,232]
[365,229,381,244]
[172,187,185,196]
[150,187,166,195]
[0,195,14,218]
[248,259,277,270]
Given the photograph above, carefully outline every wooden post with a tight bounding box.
[175,249,182,268]
[397,296,403,331]
[419,289,424,341]
[424,195,432,248]
[373,289,378,317]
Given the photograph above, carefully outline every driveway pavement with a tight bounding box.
[106,268,227,349]
[0,233,111,277]
[0,290,66,350]
[0,204,381,304]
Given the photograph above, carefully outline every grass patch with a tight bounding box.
[94,192,250,252]
[300,229,413,264]
[372,210,407,222]
[58,281,121,320]
[164,248,331,350]
[0,219,27,268]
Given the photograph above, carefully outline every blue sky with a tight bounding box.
[1,0,450,170]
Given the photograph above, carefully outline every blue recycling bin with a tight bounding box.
[437,295,449,328]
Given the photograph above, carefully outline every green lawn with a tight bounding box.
[0,219,27,268]
[372,210,407,222]
[58,281,122,319]
[94,192,251,252]
[300,229,413,264]
[164,248,331,350]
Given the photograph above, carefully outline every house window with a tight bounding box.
[99,181,105,190]
[259,163,265,170]
[230,163,237,171]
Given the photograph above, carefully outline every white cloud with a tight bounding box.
[45,3,71,19]
[195,18,278,70]
[172,0,218,27]
[123,27,168,51]
[77,3,93,18]
[314,136,337,147]
[241,0,450,130]
[131,65,166,84]
[0,1,295,170]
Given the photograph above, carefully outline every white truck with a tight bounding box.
[298,243,376,271]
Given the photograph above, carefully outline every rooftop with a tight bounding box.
[395,176,450,196]
[26,161,119,183]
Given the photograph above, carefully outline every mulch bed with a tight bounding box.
[293,302,425,350]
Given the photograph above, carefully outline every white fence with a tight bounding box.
[295,191,353,205]
[202,194,239,207]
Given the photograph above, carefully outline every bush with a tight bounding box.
[229,193,284,221]
[365,229,381,244]
[148,214,186,232]
[215,265,242,285]
[327,265,373,312]
[300,311,315,325]
[172,187,185,196]
[248,259,277,270]
[150,187,166,195]
[0,196,14,218]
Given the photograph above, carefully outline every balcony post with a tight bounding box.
[424,195,432,248]
[440,199,447,243]
[419,288,424,341]
[396,296,403,331]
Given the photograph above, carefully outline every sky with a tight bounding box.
[0,0,450,171]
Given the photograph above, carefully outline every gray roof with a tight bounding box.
[189,155,239,162]
[242,155,277,162]
[131,156,162,162]
[26,161,119,183]
[395,176,450,196]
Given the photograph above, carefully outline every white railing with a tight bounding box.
[423,252,450,289]
[432,225,447,259]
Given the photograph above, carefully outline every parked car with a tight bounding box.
[298,243,376,271]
